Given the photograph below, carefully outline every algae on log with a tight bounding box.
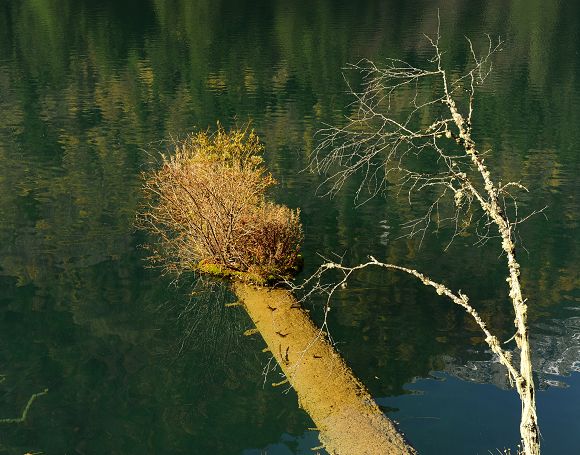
[234,283,416,455]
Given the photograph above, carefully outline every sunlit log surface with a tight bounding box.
[234,283,416,455]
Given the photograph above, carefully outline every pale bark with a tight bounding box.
[308,23,541,454]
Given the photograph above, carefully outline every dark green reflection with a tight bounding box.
[0,0,578,454]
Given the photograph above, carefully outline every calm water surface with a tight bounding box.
[0,1,578,454]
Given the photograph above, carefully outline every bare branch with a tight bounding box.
[304,257,522,384]
[308,26,540,455]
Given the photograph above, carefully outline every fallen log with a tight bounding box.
[234,283,416,455]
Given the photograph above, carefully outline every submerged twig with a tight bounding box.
[0,389,48,424]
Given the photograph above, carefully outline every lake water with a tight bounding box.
[0,1,578,454]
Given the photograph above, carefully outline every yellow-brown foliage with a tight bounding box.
[139,125,303,284]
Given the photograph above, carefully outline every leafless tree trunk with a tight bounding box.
[306,21,541,455]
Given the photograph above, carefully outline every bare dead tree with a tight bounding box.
[306,23,542,455]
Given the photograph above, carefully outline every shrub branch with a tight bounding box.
[138,124,303,285]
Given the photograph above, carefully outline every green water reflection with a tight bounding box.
[0,1,578,453]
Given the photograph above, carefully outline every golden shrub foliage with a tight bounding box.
[140,125,303,284]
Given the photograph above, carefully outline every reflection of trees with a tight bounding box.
[442,314,580,390]
[0,268,313,454]
[0,0,578,453]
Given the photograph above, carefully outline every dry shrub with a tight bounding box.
[139,125,303,284]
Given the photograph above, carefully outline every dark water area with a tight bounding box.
[0,1,578,454]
